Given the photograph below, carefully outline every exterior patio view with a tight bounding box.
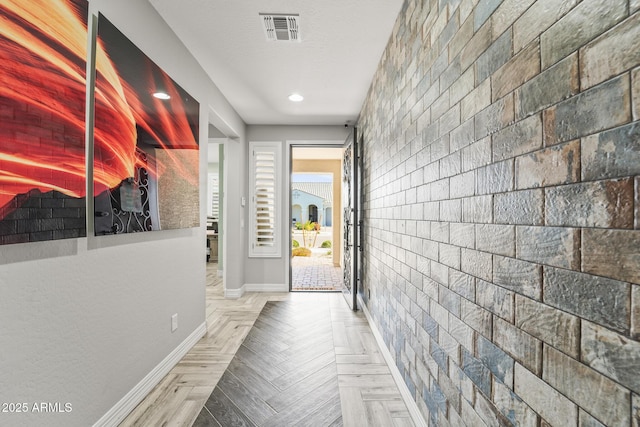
[290,165,343,292]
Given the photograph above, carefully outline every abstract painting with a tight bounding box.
[0,0,89,245]
[93,14,200,235]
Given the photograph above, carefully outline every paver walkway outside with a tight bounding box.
[291,251,343,291]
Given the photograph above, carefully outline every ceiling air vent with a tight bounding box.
[260,13,300,42]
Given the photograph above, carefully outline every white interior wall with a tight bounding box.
[0,1,246,426]
[207,140,223,269]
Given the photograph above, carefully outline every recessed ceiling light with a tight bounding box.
[288,93,304,102]
[153,92,171,100]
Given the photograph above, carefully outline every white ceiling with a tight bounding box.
[148,0,404,126]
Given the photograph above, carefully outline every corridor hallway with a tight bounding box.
[119,263,416,426]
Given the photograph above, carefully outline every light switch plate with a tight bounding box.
[171,313,178,332]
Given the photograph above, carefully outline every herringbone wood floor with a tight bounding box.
[119,263,414,427]
[195,299,342,426]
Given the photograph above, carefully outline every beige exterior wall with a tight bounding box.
[292,158,342,267]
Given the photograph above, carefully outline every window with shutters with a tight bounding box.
[249,142,281,257]
[207,174,219,219]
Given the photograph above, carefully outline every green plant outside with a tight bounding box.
[294,220,319,247]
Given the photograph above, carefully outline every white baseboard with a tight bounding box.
[93,322,207,427]
[358,295,428,427]
[224,285,245,299]
[225,283,287,298]
[245,283,288,292]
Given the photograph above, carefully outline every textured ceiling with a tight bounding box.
[149,0,404,126]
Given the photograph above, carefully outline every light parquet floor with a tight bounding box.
[119,263,414,427]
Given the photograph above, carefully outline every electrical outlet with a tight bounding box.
[171,313,178,332]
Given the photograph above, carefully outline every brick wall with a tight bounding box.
[358,0,640,425]
[0,190,86,245]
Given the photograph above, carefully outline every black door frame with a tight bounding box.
[342,128,361,310]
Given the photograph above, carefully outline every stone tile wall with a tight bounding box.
[0,190,86,244]
[358,0,640,425]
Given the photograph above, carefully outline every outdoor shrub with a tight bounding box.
[295,220,319,247]
[292,247,312,257]
[292,239,299,248]
[321,240,332,248]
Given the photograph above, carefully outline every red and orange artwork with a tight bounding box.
[0,1,200,245]
[93,14,200,235]
[0,0,89,244]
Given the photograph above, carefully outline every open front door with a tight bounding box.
[342,128,360,310]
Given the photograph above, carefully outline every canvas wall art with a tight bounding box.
[93,14,200,235]
[0,0,89,245]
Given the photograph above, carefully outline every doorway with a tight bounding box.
[206,131,225,286]
[290,147,343,291]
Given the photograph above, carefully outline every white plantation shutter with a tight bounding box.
[208,174,219,219]
[249,142,281,257]
[255,152,275,246]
